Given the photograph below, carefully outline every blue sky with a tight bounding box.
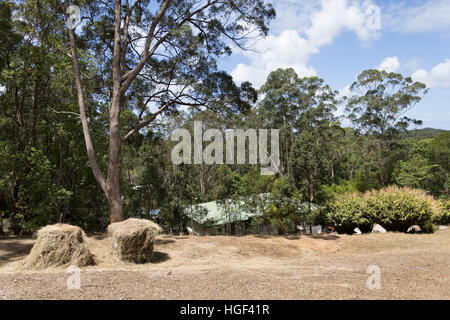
[218,0,450,130]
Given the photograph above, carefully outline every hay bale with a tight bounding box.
[24,224,95,269]
[107,218,161,263]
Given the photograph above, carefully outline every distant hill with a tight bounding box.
[403,128,449,140]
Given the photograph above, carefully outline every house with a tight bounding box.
[182,197,262,235]
[182,194,323,235]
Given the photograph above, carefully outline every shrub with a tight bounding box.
[433,200,450,225]
[326,186,441,233]
[325,194,372,234]
[422,221,436,234]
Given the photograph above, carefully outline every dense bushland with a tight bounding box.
[0,1,448,234]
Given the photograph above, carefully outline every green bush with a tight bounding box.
[326,186,441,233]
[433,200,450,225]
[325,195,372,234]
[422,221,436,233]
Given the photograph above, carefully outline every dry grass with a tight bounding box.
[23,224,95,269]
[107,218,161,263]
[0,229,449,299]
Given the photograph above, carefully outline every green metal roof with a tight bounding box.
[182,198,257,226]
[182,193,321,227]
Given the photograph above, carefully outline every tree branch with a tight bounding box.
[122,99,176,142]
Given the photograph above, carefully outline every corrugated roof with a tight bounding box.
[183,199,256,226]
[182,193,320,226]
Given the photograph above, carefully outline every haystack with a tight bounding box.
[24,224,95,269]
[107,218,161,263]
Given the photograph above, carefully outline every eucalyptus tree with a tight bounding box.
[346,69,428,187]
[0,0,111,231]
[290,130,327,205]
[258,68,338,175]
[51,0,274,222]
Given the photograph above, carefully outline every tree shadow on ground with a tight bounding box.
[253,234,274,239]
[253,234,340,241]
[150,251,170,263]
[88,233,109,240]
[305,234,340,240]
[154,239,175,245]
[0,240,34,266]
[285,235,301,240]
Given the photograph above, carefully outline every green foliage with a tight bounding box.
[403,128,448,140]
[258,68,338,175]
[321,180,360,201]
[2,146,73,233]
[326,186,442,234]
[391,133,449,197]
[0,0,447,235]
[433,200,450,225]
[325,194,372,234]
[265,203,292,234]
[346,70,428,136]
[262,179,317,234]
[421,221,436,234]
[249,214,269,232]
[346,69,428,187]
[394,154,438,188]
[240,167,275,196]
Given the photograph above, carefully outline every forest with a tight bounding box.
[0,0,449,235]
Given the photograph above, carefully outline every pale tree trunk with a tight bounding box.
[61,0,173,223]
[379,138,387,188]
[308,172,314,203]
[106,1,125,223]
[106,96,123,223]
[64,7,106,190]
[331,159,335,180]
[308,171,314,234]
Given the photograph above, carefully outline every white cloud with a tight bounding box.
[377,56,400,72]
[231,30,318,86]
[305,0,379,47]
[412,59,450,88]
[385,0,450,33]
[269,0,317,33]
[0,84,6,95]
[231,0,380,88]
[403,57,422,72]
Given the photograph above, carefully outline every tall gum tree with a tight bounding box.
[55,0,274,223]
[258,68,339,175]
[346,69,428,187]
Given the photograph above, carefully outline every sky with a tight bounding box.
[218,0,450,130]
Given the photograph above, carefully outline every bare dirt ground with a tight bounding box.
[0,230,449,300]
